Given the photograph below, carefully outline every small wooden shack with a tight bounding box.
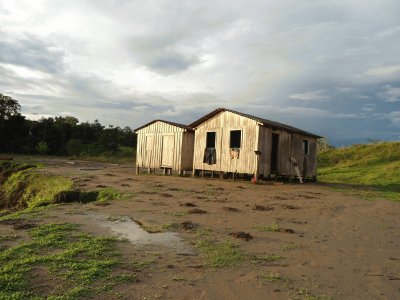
[190,108,322,180]
[134,120,194,174]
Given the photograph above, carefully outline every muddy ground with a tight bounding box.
[1,158,399,299]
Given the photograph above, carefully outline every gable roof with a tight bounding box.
[189,108,322,138]
[134,119,194,133]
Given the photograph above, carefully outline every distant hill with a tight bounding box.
[318,142,400,190]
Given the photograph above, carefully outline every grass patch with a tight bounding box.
[0,223,147,299]
[134,220,165,233]
[74,146,135,165]
[195,240,245,267]
[253,223,280,232]
[252,253,285,262]
[0,234,20,242]
[281,242,302,251]
[261,272,288,283]
[318,142,400,201]
[171,276,186,282]
[97,188,122,202]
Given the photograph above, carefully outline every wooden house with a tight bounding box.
[189,108,322,180]
[134,120,194,175]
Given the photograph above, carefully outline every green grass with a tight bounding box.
[1,168,74,209]
[195,240,245,267]
[97,187,122,202]
[318,142,400,201]
[76,146,135,164]
[0,223,148,299]
[253,223,280,232]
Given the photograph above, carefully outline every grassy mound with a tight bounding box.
[0,161,124,212]
[318,142,400,200]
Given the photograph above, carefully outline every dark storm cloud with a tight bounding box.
[0,32,65,73]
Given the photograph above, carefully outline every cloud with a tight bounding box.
[0,32,64,73]
[1,0,400,145]
[364,65,400,78]
[378,85,400,102]
[388,111,400,126]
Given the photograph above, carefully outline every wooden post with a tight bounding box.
[163,168,167,175]
[148,168,151,174]
[136,166,139,175]
[201,169,204,178]
[254,150,261,183]
[211,171,214,179]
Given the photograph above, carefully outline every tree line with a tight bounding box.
[0,93,136,156]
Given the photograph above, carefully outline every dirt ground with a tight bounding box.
[1,158,399,300]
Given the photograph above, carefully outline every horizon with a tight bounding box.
[1,1,400,146]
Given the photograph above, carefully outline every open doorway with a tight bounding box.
[271,133,279,172]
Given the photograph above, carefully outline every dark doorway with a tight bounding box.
[271,133,279,172]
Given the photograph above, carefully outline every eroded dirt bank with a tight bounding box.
[1,157,399,299]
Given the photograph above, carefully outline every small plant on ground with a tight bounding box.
[254,223,280,232]
[281,242,303,251]
[195,240,245,267]
[133,219,165,233]
[261,272,288,283]
[252,253,285,262]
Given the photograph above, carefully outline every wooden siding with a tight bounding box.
[193,111,259,173]
[257,128,318,177]
[193,112,318,177]
[136,121,194,171]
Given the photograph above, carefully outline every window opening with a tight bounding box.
[206,132,216,148]
[303,139,309,155]
[230,130,241,148]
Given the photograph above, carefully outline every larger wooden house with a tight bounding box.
[134,120,194,174]
[189,108,322,180]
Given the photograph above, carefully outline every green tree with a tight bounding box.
[0,93,21,120]
[35,141,49,155]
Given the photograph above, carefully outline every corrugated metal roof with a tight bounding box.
[189,108,323,138]
[134,119,194,132]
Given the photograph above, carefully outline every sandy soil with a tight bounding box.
[1,158,399,300]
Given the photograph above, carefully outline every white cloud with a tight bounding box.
[364,65,400,77]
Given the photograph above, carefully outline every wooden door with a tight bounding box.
[161,135,174,167]
[145,135,154,166]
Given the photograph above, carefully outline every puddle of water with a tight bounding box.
[86,213,193,255]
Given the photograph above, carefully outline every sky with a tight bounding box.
[0,0,399,146]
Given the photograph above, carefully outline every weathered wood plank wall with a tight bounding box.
[136,121,194,171]
[193,111,318,177]
[193,111,259,173]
